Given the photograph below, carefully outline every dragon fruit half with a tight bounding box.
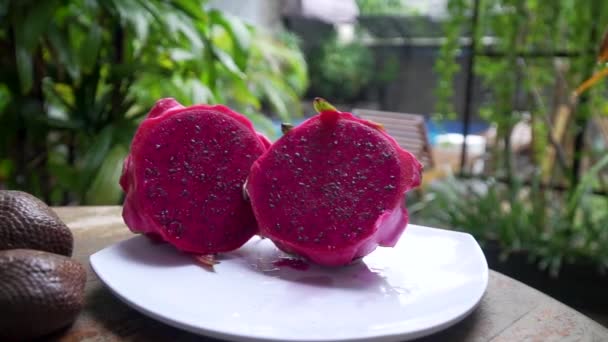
[120,98,269,255]
[245,98,423,266]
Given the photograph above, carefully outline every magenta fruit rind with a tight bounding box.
[120,98,269,255]
[245,107,423,266]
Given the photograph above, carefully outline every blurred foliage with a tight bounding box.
[433,0,467,121]
[307,33,373,103]
[414,154,608,277]
[426,0,608,275]
[0,0,307,205]
[356,0,421,16]
[435,0,608,178]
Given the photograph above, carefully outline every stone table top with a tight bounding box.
[48,206,608,342]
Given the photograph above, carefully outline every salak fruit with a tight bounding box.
[120,98,269,256]
[0,190,73,256]
[0,249,86,341]
[245,98,423,266]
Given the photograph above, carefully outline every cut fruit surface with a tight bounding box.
[246,106,422,266]
[120,98,268,254]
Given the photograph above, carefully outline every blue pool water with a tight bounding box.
[269,118,490,146]
[426,120,490,145]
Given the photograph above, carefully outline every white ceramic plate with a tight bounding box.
[90,224,488,342]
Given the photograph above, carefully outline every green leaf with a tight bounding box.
[79,23,103,73]
[111,1,153,53]
[210,10,251,69]
[42,78,75,111]
[85,145,128,205]
[48,160,80,192]
[111,62,171,79]
[40,116,82,130]
[261,81,289,121]
[131,10,151,48]
[160,10,204,52]
[15,45,33,94]
[172,0,206,20]
[0,84,10,115]
[567,154,608,215]
[48,23,80,80]
[20,0,59,51]
[188,79,214,104]
[231,78,261,110]
[211,11,251,51]
[169,48,196,62]
[212,45,245,78]
[0,159,14,181]
[251,32,308,94]
[80,127,114,177]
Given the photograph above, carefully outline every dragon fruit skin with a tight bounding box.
[120,98,268,254]
[245,109,422,266]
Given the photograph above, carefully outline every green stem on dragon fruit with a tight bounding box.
[281,123,294,134]
[313,97,338,113]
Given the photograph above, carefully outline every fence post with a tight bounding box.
[459,0,481,174]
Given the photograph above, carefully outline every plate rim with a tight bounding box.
[90,224,489,342]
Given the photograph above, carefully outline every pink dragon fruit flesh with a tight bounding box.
[245,98,423,266]
[120,98,269,255]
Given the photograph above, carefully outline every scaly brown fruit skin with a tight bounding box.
[0,249,87,341]
[0,190,73,256]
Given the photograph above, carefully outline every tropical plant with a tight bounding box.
[424,0,608,276]
[0,0,308,205]
[435,0,608,184]
[413,154,608,277]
